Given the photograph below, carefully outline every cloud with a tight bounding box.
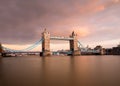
[0,0,120,48]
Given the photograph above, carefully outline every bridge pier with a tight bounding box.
[69,31,81,56]
[41,29,51,56]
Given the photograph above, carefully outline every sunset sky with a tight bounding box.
[0,0,120,51]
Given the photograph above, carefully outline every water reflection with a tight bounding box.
[40,56,72,86]
[0,56,120,86]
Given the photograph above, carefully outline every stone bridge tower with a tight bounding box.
[41,29,81,56]
[41,29,51,56]
[69,31,81,56]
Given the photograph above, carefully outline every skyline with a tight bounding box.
[0,0,120,50]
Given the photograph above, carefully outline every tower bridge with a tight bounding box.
[0,29,104,57]
[41,29,81,56]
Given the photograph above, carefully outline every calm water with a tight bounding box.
[0,55,120,86]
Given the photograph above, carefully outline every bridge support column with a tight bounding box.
[41,29,51,56]
[69,31,81,56]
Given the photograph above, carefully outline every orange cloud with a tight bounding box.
[94,5,105,12]
[104,0,120,9]
[71,27,90,37]
[113,0,120,3]
[73,0,120,15]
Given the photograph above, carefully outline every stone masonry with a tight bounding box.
[69,31,81,56]
[42,29,51,56]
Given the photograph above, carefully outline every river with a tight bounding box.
[0,55,120,86]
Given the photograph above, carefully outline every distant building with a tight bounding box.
[105,48,112,55]
[94,45,105,55]
[112,44,120,55]
[105,44,120,55]
[94,45,102,50]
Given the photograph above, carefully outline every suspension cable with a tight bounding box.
[2,38,43,52]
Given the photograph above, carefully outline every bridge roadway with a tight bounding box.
[1,51,41,57]
[2,51,40,54]
[50,36,74,40]
[3,49,100,54]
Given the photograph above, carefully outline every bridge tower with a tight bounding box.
[41,29,51,56]
[69,31,81,56]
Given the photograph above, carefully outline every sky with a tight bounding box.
[0,0,120,51]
